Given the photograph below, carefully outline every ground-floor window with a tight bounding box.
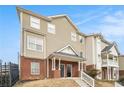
[31,62,40,75]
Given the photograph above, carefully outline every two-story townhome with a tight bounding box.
[17,7,86,80]
[17,7,120,81]
[85,34,120,80]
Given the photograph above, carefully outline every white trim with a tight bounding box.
[19,12,23,80]
[47,23,56,34]
[27,36,43,52]
[53,57,56,70]
[78,61,80,71]
[30,16,40,29]
[57,44,78,56]
[47,58,49,78]
[31,62,40,75]
[58,58,61,70]
[71,32,77,42]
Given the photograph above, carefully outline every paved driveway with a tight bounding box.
[15,79,80,87]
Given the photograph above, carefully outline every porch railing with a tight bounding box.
[115,82,123,87]
[102,59,118,67]
[81,71,95,87]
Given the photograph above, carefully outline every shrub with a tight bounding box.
[86,69,101,79]
[118,77,124,86]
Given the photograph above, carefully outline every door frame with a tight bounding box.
[60,64,65,77]
[66,64,72,77]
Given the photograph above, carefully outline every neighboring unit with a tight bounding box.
[119,55,124,78]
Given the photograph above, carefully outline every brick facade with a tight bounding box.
[119,70,124,78]
[20,56,47,80]
[49,60,79,78]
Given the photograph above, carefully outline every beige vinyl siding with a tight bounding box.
[85,36,94,65]
[46,17,85,58]
[119,56,124,70]
[23,31,46,59]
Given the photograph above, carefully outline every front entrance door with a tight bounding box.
[67,64,72,77]
[60,64,65,77]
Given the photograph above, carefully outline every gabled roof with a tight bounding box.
[57,44,78,56]
[86,33,111,45]
[101,44,114,52]
[16,6,86,37]
[49,15,86,36]
[101,43,120,55]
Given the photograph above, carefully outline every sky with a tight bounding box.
[0,5,124,63]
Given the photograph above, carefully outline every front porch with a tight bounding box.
[102,67,119,80]
[47,52,85,78]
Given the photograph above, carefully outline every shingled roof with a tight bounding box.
[101,44,114,52]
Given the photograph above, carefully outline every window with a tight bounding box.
[30,16,40,29]
[27,36,43,52]
[31,62,40,75]
[48,23,55,34]
[71,32,77,41]
[80,52,83,57]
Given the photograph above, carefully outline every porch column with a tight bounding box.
[117,67,119,80]
[58,58,61,70]
[107,54,109,65]
[107,66,110,80]
[109,67,111,80]
[113,55,114,62]
[81,62,83,72]
[53,57,56,70]
[47,58,49,78]
[78,61,80,71]
[52,57,56,70]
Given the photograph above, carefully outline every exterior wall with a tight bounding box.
[20,56,47,80]
[49,60,79,78]
[119,56,124,77]
[101,41,108,50]
[85,36,94,65]
[22,13,48,34]
[110,46,118,56]
[21,12,85,59]
[23,31,46,59]
[46,17,85,58]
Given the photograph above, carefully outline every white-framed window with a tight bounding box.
[30,16,40,29]
[48,23,56,34]
[80,52,83,57]
[27,36,43,52]
[79,35,84,43]
[71,32,77,42]
[31,62,40,75]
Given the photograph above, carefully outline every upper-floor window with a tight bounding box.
[80,52,83,57]
[30,16,40,29]
[27,36,43,52]
[71,32,77,42]
[31,62,40,75]
[48,23,56,34]
[79,35,84,43]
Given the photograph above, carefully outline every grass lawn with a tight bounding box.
[14,79,80,87]
[95,80,115,87]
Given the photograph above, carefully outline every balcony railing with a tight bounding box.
[102,59,118,67]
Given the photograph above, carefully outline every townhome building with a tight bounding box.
[85,34,120,80]
[17,7,120,81]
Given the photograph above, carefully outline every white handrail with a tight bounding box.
[115,82,123,87]
[81,71,95,87]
